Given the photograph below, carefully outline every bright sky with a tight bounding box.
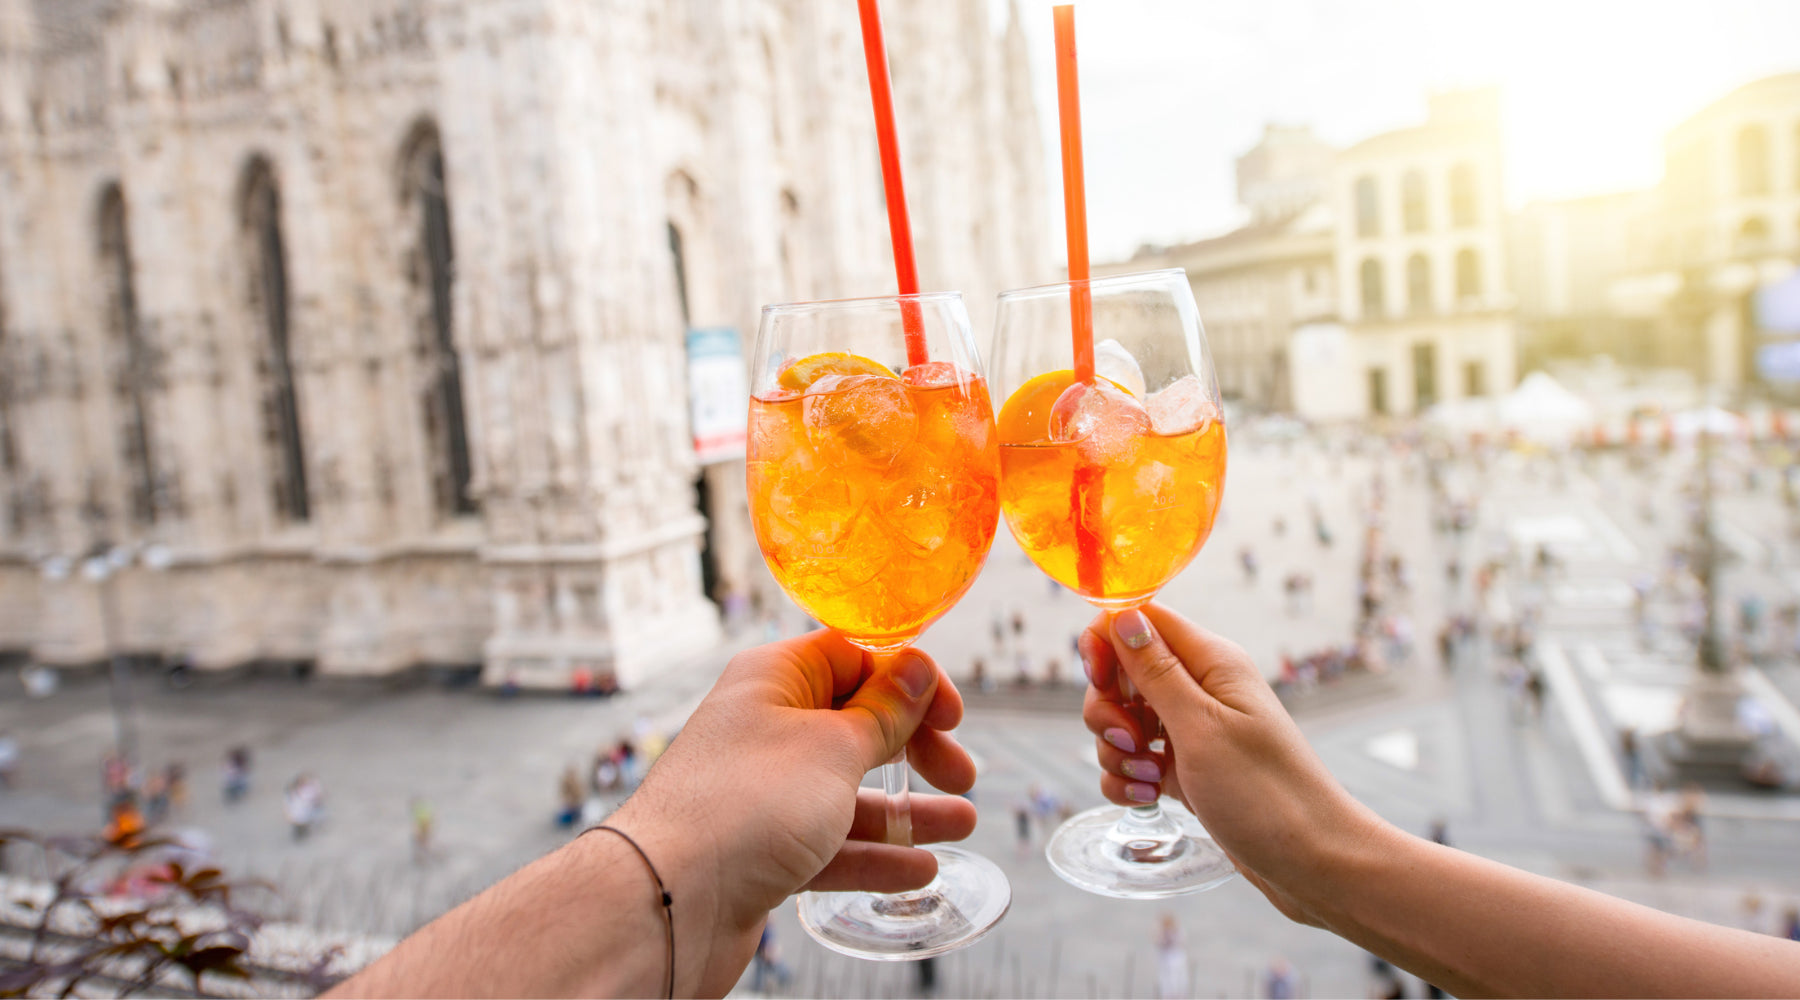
[996,0,1800,263]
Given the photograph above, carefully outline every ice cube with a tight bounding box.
[881,452,991,556]
[1148,375,1218,436]
[1093,339,1147,398]
[804,373,917,466]
[901,361,967,389]
[1048,380,1149,467]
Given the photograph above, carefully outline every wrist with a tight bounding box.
[1291,802,1410,933]
[601,800,731,996]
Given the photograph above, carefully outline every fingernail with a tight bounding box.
[1122,758,1162,782]
[1116,610,1153,650]
[1080,649,1094,684]
[894,653,933,700]
[1126,782,1158,803]
[1103,728,1136,754]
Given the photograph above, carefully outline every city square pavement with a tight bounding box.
[4,433,1800,997]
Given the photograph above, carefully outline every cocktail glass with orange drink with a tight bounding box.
[992,268,1236,898]
[749,291,1011,958]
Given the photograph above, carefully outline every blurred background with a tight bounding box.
[1,0,1799,996]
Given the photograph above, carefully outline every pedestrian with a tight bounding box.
[104,795,145,849]
[1240,546,1258,584]
[284,773,323,841]
[164,762,187,816]
[1674,785,1707,870]
[1643,786,1678,876]
[1263,956,1298,1000]
[222,746,251,804]
[1524,671,1546,722]
[749,922,790,994]
[0,731,18,789]
[144,769,170,824]
[411,796,434,863]
[1369,954,1404,1000]
[1428,817,1450,847]
[556,765,583,829]
[1154,913,1188,1000]
[1437,622,1456,672]
[916,954,938,997]
[1620,728,1644,790]
[1782,905,1800,941]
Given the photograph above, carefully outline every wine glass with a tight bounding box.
[748,290,1011,958]
[990,268,1234,898]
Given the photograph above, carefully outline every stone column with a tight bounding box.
[440,0,717,690]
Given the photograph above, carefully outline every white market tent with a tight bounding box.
[1426,372,1595,445]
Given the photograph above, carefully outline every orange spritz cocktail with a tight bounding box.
[997,370,1225,608]
[748,354,999,650]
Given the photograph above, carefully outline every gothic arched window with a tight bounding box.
[1737,124,1770,197]
[97,183,159,527]
[401,122,476,517]
[1354,176,1380,238]
[668,221,690,327]
[1455,248,1483,301]
[0,246,15,481]
[1360,257,1385,317]
[1449,163,1478,227]
[1401,170,1428,233]
[1406,253,1432,314]
[240,157,309,523]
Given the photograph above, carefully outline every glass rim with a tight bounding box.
[996,268,1187,300]
[761,289,966,315]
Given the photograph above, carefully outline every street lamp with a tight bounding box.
[39,541,169,766]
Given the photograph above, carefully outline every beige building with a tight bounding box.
[0,0,1048,686]
[1323,90,1516,418]
[1101,125,1336,411]
[1510,73,1800,390]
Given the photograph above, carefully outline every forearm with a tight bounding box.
[1310,821,1800,998]
[329,822,734,998]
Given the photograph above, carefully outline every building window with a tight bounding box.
[97,184,159,527]
[402,123,476,517]
[1367,367,1388,416]
[1360,257,1385,317]
[241,158,309,524]
[1412,341,1437,409]
[1401,170,1428,232]
[1354,175,1380,237]
[1406,253,1432,314]
[1449,163,1478,227]
[668,221,690,327]
[1464,360,1485,397]
[1737,124,1770,196]
[1454,248,1482,302]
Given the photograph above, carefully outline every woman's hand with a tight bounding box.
[610,630,977,994]
[1079,604,1387,926]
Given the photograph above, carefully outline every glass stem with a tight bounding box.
[883,749,914,848]
[1116,669,1172,826]
[876,650,915,849]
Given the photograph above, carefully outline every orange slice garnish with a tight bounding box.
[776,351,897,391]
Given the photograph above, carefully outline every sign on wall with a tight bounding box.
[686,327,749,463]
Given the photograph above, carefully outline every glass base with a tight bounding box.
[1045,802,1237,899]
[795,844,1011,960]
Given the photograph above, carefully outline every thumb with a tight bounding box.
[838,651,939,773]
[1110,606,1208,713]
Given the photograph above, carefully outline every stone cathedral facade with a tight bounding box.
[0,0,1049,686]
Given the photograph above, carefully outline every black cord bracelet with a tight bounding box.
[587,824,674,999]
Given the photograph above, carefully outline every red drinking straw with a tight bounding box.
[1054,4,1094,384]
[856,0,929,367]
[1054,4,1104,597]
